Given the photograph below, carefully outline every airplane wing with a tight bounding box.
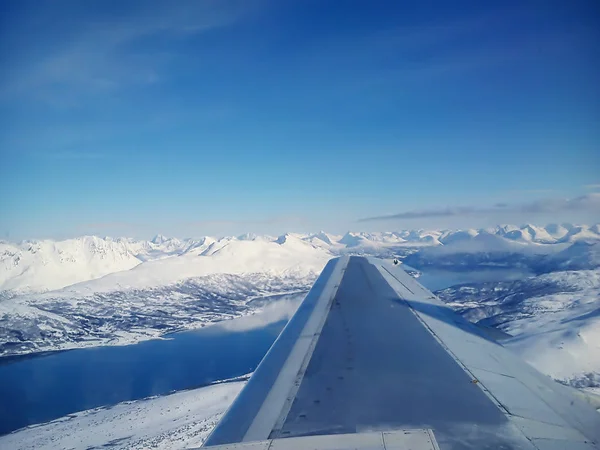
[203,256,600,449]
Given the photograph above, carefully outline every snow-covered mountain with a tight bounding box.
[302,231,343,250]
[0,234,331,356]
[437,269,600,387]
[0,237,143,295]
[332,223,600,250]
[404,229,600,273]
[63,233,331,295]
[1,223,599,358]
[2,223,599,296]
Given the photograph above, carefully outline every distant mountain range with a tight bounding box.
[2,223,599,295]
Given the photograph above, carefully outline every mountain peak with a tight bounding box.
[151,234,169,245]
[237,233,258,241]
[309,231,333,245]
[275,233,290,245]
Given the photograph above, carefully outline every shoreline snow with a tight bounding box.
[0,380,247,450]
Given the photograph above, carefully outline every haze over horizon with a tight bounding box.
[1,1,599,240]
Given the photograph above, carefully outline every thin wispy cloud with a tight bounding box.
[585,184,600,190]
[358,193,600,222]
[0,1,255,102]
[506,189,556,195]
[320,8,589,94]
[39,151,107,160]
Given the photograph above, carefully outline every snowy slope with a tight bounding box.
[0,234,330,356]
[0,237,143,294]
[131,235,216,261]
[0,234,322,295]
[559,225,600,243]
[302,231,343,250]
[338,230,442,248]
[550,241,600,271]
[62,233,331,295]
[437,269,600,386]
[504,281,600,384]
[0,235,221,295]
[545,223,570,240]
[438,229,479,245]
[0,380,246,450]
[404,234,600,274]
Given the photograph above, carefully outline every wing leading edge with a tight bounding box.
[204,256,600,450]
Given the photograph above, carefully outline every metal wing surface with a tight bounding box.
[203,256,600,450]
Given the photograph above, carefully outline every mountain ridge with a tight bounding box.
[2,223,599,295]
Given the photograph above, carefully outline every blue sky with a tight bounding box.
[1,0,599,240]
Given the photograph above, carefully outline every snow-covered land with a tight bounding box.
[1,223,599,448]
[0,234,321,296]
[1,224,599,357]
[0,234,330,356]
[0,380,246,450]
[437,268,600,387]
[3,224,599,295]
[0,236,143,295]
